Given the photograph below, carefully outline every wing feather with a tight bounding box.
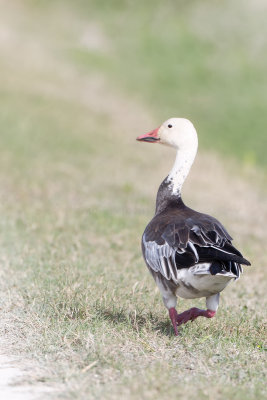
[143,211,250,282]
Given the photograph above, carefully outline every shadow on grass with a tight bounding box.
[94,306,175,337]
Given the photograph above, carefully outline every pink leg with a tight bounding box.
[176,307,216,326]
[169,308,179,336]
[169,307,216,335]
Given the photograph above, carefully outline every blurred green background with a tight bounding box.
[1,0,266,169]
[73,0,267,168]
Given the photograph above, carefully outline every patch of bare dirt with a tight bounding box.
[0,341,55,400]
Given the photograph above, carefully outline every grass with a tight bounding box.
[65,0,267,169]
[0,1,266,399]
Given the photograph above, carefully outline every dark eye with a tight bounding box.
[168,124,172,128]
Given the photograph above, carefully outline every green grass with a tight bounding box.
[22,0,267,168]
[0,1,266,399]
[65,0,267,169]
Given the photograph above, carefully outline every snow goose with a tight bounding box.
[137,118,251,335]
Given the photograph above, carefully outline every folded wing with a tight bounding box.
[143,214,250,283]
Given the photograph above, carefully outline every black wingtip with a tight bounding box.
[242,258,251,266]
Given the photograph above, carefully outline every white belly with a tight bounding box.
[175,263,234,299]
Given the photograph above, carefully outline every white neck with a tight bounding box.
[166,146,197,196]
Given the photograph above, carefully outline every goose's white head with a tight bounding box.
[137,118,198,196]
[137,118,198,152]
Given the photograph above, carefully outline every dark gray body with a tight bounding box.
[142,178,250,300]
